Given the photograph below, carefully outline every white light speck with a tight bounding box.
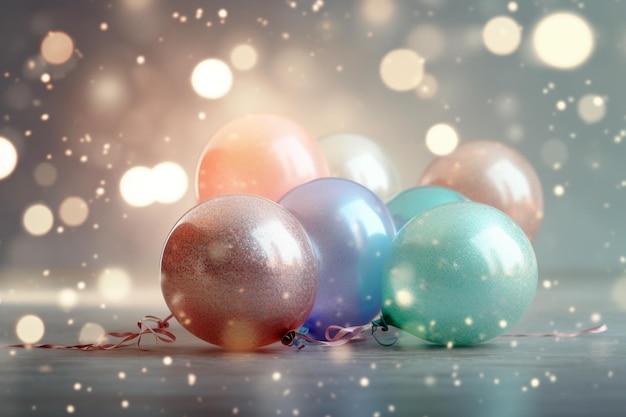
[359,377,370,387]
[163,356,173,366]
[590,312,601,323]
[530,378,540,388]
[66,405,75,414]
[121,400,129,408]
[272,371,281,381]
[188,374,196,385]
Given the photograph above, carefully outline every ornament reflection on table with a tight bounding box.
[419,140,544,241]
[318,132,403,202]
[160,194,318,351]
[279,177,396,340]
[195,113,329,203]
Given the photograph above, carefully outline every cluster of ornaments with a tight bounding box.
[160,113,542,351]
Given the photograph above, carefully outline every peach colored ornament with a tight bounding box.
[419,140,543,241]
[195,113,329,202]
[161,194,318,350]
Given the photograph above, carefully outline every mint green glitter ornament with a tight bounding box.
[381,201,537,346]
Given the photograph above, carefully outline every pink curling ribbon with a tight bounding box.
[281,317,398,349]
[5,313,175,351]
[282,318,608,350]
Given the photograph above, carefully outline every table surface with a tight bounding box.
[1,275,624,417]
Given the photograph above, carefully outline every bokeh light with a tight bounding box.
[58,288,79,310]
[15,314,45,344]
[78,322,105,345]
[97,267,132,302]
[33,162,57,187]
[482,16,522,56]
[40,31,74,65]
[532,12,594,69]
[0,136,18,180]
[416,73,439,99]
[120,163,188,207]
[59,196,89,227]
[577,94,606,124]
[362,0,394,24]
[23,203,54,236]
[380,48,424,92]
[612,276,626,310]
[191,59,233,99]
[151,162,188,204]
[425,124,459,156]
[119,166,156,207]
[230,44,258,71]
[406,25,445,62]
[540,139,569,168]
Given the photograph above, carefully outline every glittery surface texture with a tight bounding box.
[386,185,468,232]
[419,140,544,241]
[279,178,396,339]
[195,113,329,203]
[160,194,318,350]
[382,201,538,346]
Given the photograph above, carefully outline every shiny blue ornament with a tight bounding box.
[381,201,537,346]
[386,185,467,232]
[279,178,395,339]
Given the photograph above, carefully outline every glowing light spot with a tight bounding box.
[73,382,82,391]
[464,317,473,326]
[416,73,438,99]
[611,276,626,310]
[272,372,282,381]
[230,44,258,71]
[16,315,45,344]
[78,322,105,344]
[191,59,233,99]
[120,166,156,207]
[590,312,602,323]
[425,124,459,156]
[395,290,413,307]
[577,94,606,124]
[40,31,74,65]
[59,196,89,227]
[151,162,188,204]
[541,139,568,168]
[530,378,540,388]
[508,2,518,12]
[554,184,565,197]
[67,404,75,414]
[424,375,436,386]
[23,203,54,236]
[542,280,552,289]
[532,12,594,70]
[163,356,173,366]
[407,25,445,62]
[58,288,78,309]
[90,75,127,110]
[362,0,394,24]
[556,100,566,111]
[482,16,522,55]
[188,374,197,386]
[218,8,228,19]
[136,55,145,65]
[98,267,132,302]
[359,377,370,387]
[33,162,57,186]
[380,49,424,92]
[121,400,129,409]
[0,137,18,180]
[499,319,508,329]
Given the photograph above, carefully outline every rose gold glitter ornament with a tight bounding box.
[419,140,543,241]
[160,194,318,350]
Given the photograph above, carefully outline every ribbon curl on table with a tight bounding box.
[5,313,175,351]
[282,318,608,350]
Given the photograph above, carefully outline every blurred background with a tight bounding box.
[1,0,625,303]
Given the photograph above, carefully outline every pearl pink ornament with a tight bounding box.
[161,194,318,350]
[419,140,543,241]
